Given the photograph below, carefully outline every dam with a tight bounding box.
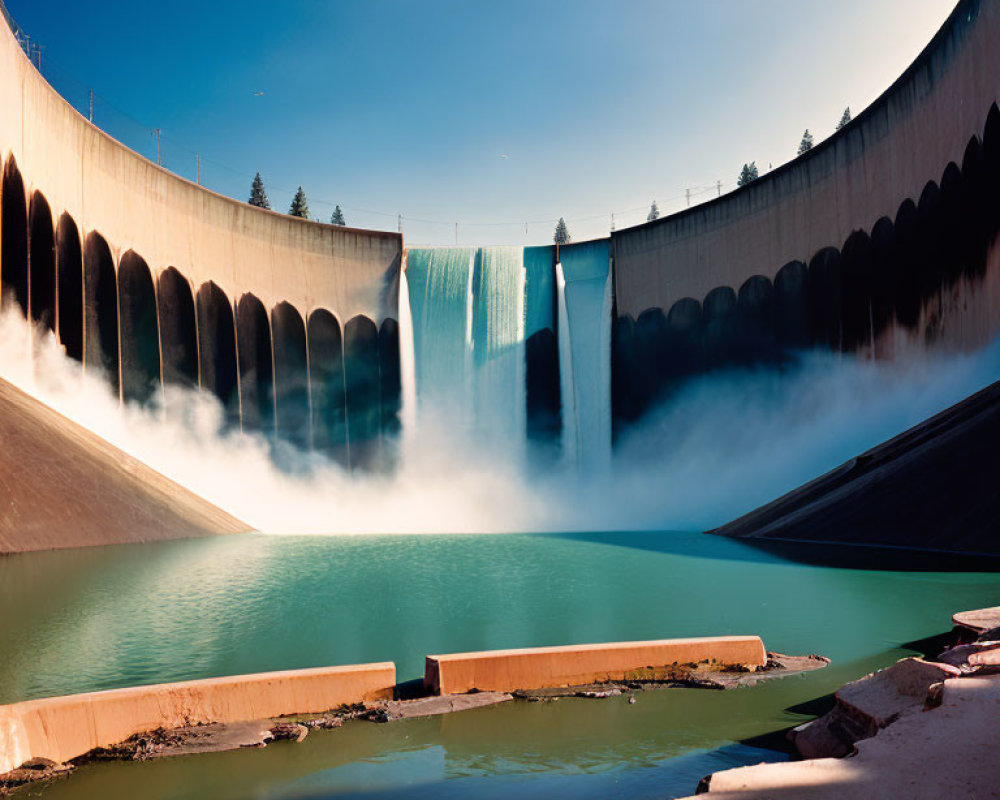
[1,0,1000,798]
[3,1,1000,489]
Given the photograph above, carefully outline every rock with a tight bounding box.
[18,758,64,771]
[267,723,308,743]
[936,642,1000,670]
[952,606,1000,636]
[935,643,994,668]
[968,647,1000,667]
[976,626,1000,642]
[303,714,344,730]
[0,757,74,789]
[680,674,1000,799]
[924,681,945,709]
[575,688,621,698]
[791,657,958,759]
[375,692,512,722]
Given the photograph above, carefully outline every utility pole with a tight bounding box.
[717,180,722,197]
[397,214,403,234]
[89,90,94,123]
[686,188,691,208]
[196,154,201,185]
[610,212,615,232]
[454,222,458,245]
[153,128,161,166]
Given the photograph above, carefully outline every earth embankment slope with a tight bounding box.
[711,380,1000,556]
[0,377,251,553]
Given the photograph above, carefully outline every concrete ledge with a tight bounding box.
[0,663,395,774]
[424,636,766,695]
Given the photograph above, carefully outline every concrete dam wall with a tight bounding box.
[0,5,402,468]
[610,0,1000,430]
[2,0,1000,477]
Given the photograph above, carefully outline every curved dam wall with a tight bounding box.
[610,0,1000,429]
[0,9,402,467]
[3,0,1000,478]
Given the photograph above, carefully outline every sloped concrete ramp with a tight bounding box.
[0,377,250,553]
[711,380,1000,556]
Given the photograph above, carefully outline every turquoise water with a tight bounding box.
[2,531,998,799]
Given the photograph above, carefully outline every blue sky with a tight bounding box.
[7,0,953,245]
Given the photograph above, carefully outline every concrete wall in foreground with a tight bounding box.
[425,636,767,694]
[0,663,396,774]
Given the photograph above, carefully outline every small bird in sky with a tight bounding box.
[500,153,509,159]
[252,90,265,97]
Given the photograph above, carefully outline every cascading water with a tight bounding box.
[471,247,526,450]
[404,246,528,456]
[397,264,418,451]
[404,248,477,434]
[403,241,612,468]
[557,241,613,472]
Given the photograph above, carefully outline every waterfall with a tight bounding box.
[404,241,613,468]
[557,241,613,472]
[397,264,418,452]
[471,246,526,452]
[556,262,576,464]
[405,247,476,435]
[405,246,527,454]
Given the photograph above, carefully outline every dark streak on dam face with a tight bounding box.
[1,156,27,316]
[307,309,348,465]
[118,251,161,405]
[157,267,198,390]
[196,281,239,422]
[343,314,381,470]
[271,301,309,450]
[83,232,119,396]
[56,213,83,362]
[236,293,274,436]
[28,190,55,332]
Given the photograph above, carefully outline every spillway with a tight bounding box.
[404,246,529,455]
[471,247,527,450]
[403,242,613,467]
[557,241,613,472]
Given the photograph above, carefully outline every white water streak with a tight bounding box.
[1,310,998,536]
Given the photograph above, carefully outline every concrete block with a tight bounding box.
[0,662,395,774]
[424,636,766,695]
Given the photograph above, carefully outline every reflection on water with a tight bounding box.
[2,531,999,799]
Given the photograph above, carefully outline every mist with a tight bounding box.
[1,309,997,535]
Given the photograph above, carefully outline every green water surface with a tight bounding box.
[1,531,997,799]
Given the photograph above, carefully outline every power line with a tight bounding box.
[4,5,740,237]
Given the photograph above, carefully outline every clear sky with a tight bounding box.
[6,0,954,246]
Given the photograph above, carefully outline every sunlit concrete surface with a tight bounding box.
[425,636,767,695]
[0,662,396,774]
[0,376,250,553]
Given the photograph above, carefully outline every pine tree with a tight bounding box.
[647,201,660,222]
[798,129,814,155]
[248,172,270,209]
[554,217,570,245]
[330,205,346,226]
[836,107,852,130]
[288,186,309,218]
[737,162,759,187]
